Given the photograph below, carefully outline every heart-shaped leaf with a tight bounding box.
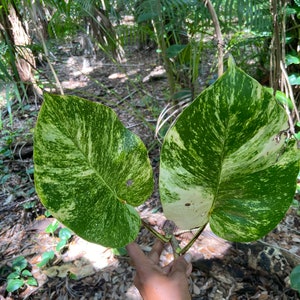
[6,279,24,293]
[160,60,299,242]
[12,256,27,272]
[34,94,153,248]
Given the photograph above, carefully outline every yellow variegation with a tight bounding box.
[160,62,299,242]
[34,94,153,248]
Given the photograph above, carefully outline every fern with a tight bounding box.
[213,0,272,33]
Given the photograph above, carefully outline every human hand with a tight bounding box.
[126,239,192,300]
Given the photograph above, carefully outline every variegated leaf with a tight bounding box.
[160,62,299,242]
[34,94,153,248]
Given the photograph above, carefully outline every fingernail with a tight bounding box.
[184,253,192,263]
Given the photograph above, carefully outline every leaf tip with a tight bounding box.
[228,55,236,69]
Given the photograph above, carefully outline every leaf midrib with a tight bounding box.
[211,102,230,212]
[64,124,122,203]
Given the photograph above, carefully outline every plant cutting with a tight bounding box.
[33,58,299,256]
[6,256,37,293]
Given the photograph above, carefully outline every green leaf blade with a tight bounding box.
[166,44,186,58]
[34,94,153,248]
[160,65,299,242]
[45,220,59,234]
[12,257,27,272]
[7,272,20,279]
[36,250,55,268]
[58,227,72,240]
[21,270,32,277]
[290,265,300,292]
[210,158,299,241]
[289,73,300,85]
[26,277,38,287]
[6,279,24,292]
[286,53,300,66]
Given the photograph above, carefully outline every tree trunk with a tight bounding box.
[0,1,42,100]
[31,0,49,42]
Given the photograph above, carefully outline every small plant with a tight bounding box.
[36,251,55,268]
[0,129,16,160]
[44,220,59,236]
[0,127,33,160]
[290,265,300,294]
[56,227,72,252]
[22,201,37,210]
[44,220,72,250]
[36,226,72,268]
[44,210,52,218]
[6,256,38,293]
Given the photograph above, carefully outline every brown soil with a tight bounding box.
[1,44,300,300]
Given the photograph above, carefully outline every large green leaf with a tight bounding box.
[159,61,299,242]
[34,94,153,248]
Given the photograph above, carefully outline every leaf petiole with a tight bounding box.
[141,219,170,243]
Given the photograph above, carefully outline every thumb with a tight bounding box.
[170,253,193,278]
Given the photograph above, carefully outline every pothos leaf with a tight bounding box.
[160,60,299,242]
[34,94,153,248]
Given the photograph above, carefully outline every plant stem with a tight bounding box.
[203,0,224,77]
[142,219,170,243]
[142,219,206,258]
[178,224,206,255]
[162,220,181,258]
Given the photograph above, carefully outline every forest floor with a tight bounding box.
[1,42,300,300]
